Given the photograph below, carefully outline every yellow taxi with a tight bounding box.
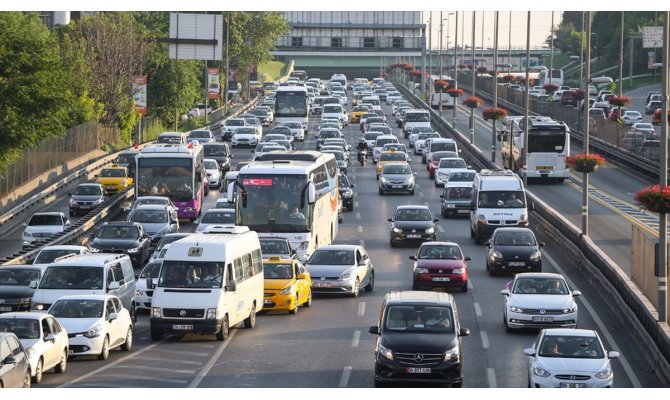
[376,150,411,177]
[262,256,312,314]
[350,105,371,123]
[97,165,134,194]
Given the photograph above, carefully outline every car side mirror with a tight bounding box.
[439,195,444,199]
[2,356,17,365]
[146,278,154,290]
[469,203,476,211]
[297,273,306,280]
[433,219,439,223]
[44,334,56,343]
[29,281,38,289]
[528,201,535,211]
[500,289,510,296]
[523,348,535,356]
[22,222,28,227]
[409,255,417,261]
[225,280,237,292]
[68,193,72,197]
[608,351,620,359]
[484,240,491,246]
[459,328,470,337]
[388,218,393,222]
[464,256,472,261]
[368,326,380,335]
[350,184,356,188]
[539,242,546,247]
[109,312,118,322]
[107,281,120,291]
[572,290,582,297]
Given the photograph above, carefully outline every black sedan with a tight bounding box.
[389,205,438,247]
[89,221,152,267]
[338,174,355,211]
[485,227,544,275]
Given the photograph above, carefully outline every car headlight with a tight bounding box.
[393,227,402,234]
[126,247,140,253]
[519,213,528,224]
[152,307,162,318]
[338,270,355,281]
[341,190,352,198]
[529,250,541,261]
[452,267,465,275]
[477,215,488,224]
[509,305,524,313]
[379,344,394,361]
[561,306,577,314]
[136,290,145,296]
[595,366,613,380]
[406,176,415,184]
[414,267,429,274]
[380,177,388,184]
[23,232,32,238]
[69,198,77,206]
[438,172,448,179]
[532,365,551,378]
[425,227,435,234]
[93,198,104,205]
[444,346,460,362]
[490,251,503,261]
[84,323,104,338]
[280,285,295,295]
[206,308,217,319]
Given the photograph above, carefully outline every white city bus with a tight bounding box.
[429,74,455,109]
[274,86,309,131]
[228,151,339,262]
[149,226,263,341]
[538,68,564,87]
[502,116,570,183]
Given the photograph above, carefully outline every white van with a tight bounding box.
[148,226,263,341]
[469,169,530,244]
[423,138,460,165]
[403,110,431,134]
[321,104,348,126]
[30,254,137,319]
[361,96,381,110]
[372,135,400,163]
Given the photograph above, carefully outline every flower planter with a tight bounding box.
[463,96,483,109]
[571,162,599,173]
[566,152,605,173]
[446,88,464,98]
[635,185,670,213]
[608,95,631,108]
[482,107,508,121]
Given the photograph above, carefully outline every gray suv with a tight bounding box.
[69,183,106,216]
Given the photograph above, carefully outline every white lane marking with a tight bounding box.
[160,349,210,357]
[481,330,490,349]
[468,279,474,290]
[356,212,361,219]
[424,202,430,206]
[437,225,445,233]
[357,225,363,232]
[339,366,353,387]
[352,331,361,347]
[543,252,642,388]
[358,301,366,317]
[419,192,424,197]
[354,201,359,208]
[59,340,162,387]
[474,302,482,317]
[487,368,497,388]
[359,240,365,247]
[189,329,239,388]
[83,374,188,385]
[120,364,196,374]
[139,356,202,365]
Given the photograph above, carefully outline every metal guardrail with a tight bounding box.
[397,83,670,383]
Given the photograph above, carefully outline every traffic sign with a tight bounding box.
[643,26,663,48]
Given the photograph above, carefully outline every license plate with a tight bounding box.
[106,185,116,189]
[532,316,553,323]
[508,261,526,266]
[392,185,403,189]
[79,206,90,209]
[560,383,586,388]
[457,209,469,214]
[68,349,74,356]
[314,282,332,288]
[0,306,11,312]
[536,166,553,171]
[432,277,450,282]
[172,324,193,331]
[263,300,273,305]
[406,368,431,374]
[407,234,421,238]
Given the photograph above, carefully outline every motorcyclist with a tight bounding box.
[357,140,369,166]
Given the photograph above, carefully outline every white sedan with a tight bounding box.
[283,121,305,141]
[196,209,236,232]
[621,110,643,126]
[524,328,619,388]
[501,272,580,331]
[48,294,133,360]
[0,312,69,384]
[204,159,222,189]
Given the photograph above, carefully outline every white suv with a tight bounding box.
[22,212,71,248]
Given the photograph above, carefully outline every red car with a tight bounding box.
[427,151,458,179]
[410,241,470,292]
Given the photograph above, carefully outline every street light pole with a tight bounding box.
[453,11,459,126]
[550,11,554,85]
[579,12,584,131]
[492,11,499,163]
[619,12,624,95]
[657,11,669,323]
[508,12,512,72]
[523,11,531,188]
[583,11,592,236]
[439,11,443,113]
[470,11,476,144]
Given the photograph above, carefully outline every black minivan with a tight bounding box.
[369,291,470,387]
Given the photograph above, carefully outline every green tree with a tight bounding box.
[0,12,92,171]
[546,23,583,57]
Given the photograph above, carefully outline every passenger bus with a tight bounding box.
[538,68,564,87]
[501,116,570,183]
[135,143,207,221]
[227,151,339,262]
[429,74,455,110]
[148,226,263,341]
[274,86,309,131]
[290,70,308,82]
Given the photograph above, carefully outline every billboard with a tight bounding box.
[228,64,239,94]
[168,13,223,61]
[132,75,148,115]
[208,68,220,99]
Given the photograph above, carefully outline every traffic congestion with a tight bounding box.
[0,70,664,389]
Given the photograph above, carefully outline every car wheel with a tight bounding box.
[442,210,449,218]
[216,315,229,341]
[304,289,312,307]
[338,212,343,224]
[470,226,475,238]
[365,271,374,292]
[32,358,43,384]
[97,336,110,360]
[504,313,512,332]
[351,278,360,298]
[461,281,468,293]
[55,349,67,374]
[289,295,299,315]
[244,303,257,328]
[121,326,133,351]
[390,240,396,248]
[474,231,483,245]
[374,379,384,388]
[23,369,31,388]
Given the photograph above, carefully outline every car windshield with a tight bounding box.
[0,268,39,286]
[135,198,168,207]
[158,260,225,289]
[308,249,354,265]
[201,210,235,224]
[100,169,125,178]
[130,209,168,224]
[0,318,46,339]
[445,186,472,199]
[383,164,411,175]
[34,249,81,264]
[116,154,135,164]
[538,335,605,359]
[325,151,345,161]
[636,124,653,129]
[189,131,210,139]
[385,305,454,333]
[263,263,295,279]
[155,234,189,251]
[395,208,431,221]
[97,225,140,239]
[140,262,162,279]
[380,153,406,162]
[50,299,104,319]
[204,160,218,169]
[417,133,439,140]
[227,120,244,126]
[204,146,228,156]
[448,171,475,181]
[494,231,536,246]
[39,266,104,290]
[260,240,291,255]
[478,191,526,208]
[512,278,567,295]
[28,214,62,226]
[364,133,382,141]
[73,185,103,196]
[418,245,462,260]
[438,159,466,169]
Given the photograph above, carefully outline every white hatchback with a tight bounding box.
[49,294,133,360]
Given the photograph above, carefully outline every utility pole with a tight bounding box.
[582,11,592,236]
[492,11,499,163]
[453,11,459,126]
[428,12,432,86]
[470,11,476,144]
[224,11,230,117]
[657,11,670,323]
[550,11,554,85]
[619,12,624,95]
[523,11,531,188]
[439,12,444,113]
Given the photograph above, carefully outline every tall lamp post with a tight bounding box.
[453,11,459,125]
[491,11,499,163]
[470,11,476,144]
[523,12,531,188]
[440,12,454,114]
[582,12,592,236]
[439,12,443,113]
[658,11,669,323]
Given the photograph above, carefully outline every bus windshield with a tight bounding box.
[158,260,224,289]
[237,174,311,232]
[275,91,307,117]
[137,158,194,201]
[528,131,566,153]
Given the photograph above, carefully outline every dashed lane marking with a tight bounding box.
[339,366,353,387]
[357,225,363,233]
[352,331,361,347]
[474,302,482,317]
[487,368,497,388]
[481,330,490,349]
[358,302,366,317]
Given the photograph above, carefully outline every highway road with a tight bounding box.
[10,98,663,388]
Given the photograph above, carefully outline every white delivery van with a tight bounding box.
[31,254,137,319]
[361,96,382,110]
[469,169,530,244]
[148,226,263,341]
[423,137,460,164]
[403,110,431,134]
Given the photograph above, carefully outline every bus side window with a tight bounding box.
[234,258,244,284]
